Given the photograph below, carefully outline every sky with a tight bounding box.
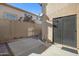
[8,3,42,15]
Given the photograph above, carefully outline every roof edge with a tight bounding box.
[0,3,39,16]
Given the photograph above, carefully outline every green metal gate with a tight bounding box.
[53,15,77,48]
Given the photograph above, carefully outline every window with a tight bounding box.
[0,5,4,10]
[3,12,17,20]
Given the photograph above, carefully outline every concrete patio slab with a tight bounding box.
[8,38,48,56]
[41,45,79,56]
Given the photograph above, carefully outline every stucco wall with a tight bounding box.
[0,4,41,43]
[0,4,38,21]
[0,5,24,20]
[0,19,41,43]
[0,19,11,43]
[43,3,79,48]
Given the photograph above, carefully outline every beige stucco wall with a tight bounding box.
[0,19,41,43]
[42,3,79,48]
[0,4,41,43]
[0,4,38,21]
[0,5,24,20]
[41,4,48,41]
[0,19,11,43]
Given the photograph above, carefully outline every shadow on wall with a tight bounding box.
[42,14,53,43]
[0,19,41,43]
[46,21,53,43]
